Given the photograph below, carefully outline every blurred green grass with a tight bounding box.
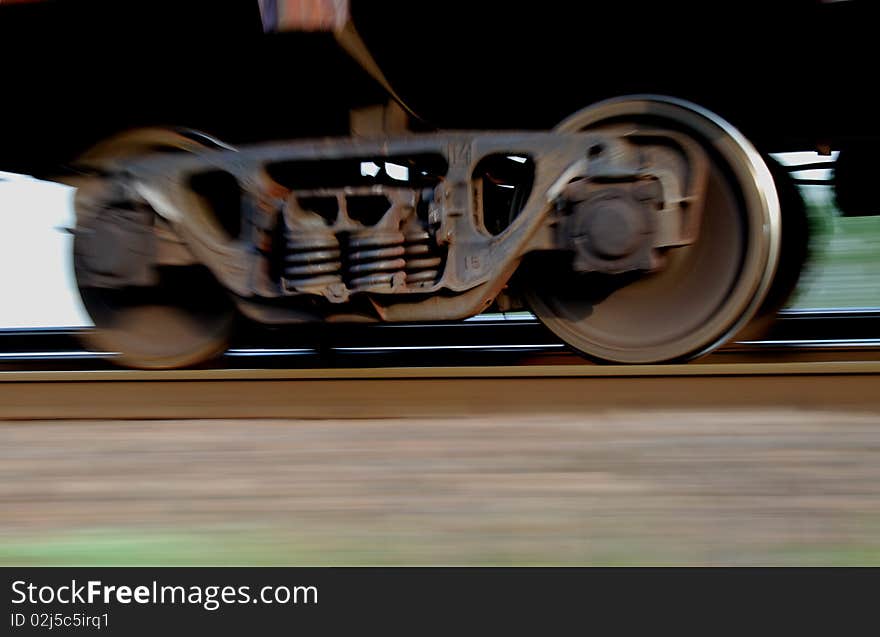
[787,184,880,309]
[4,526,880,566]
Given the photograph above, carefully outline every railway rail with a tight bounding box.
[2,361,879,421]
[0,307,877,420]
[0,307,876,420]
[1,308,879,370]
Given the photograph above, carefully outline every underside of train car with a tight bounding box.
[0,0,873,368]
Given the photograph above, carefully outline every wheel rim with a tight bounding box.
[525,96,781,363]
[74,129,236,369]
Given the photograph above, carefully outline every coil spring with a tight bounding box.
[345,226,444,292]
[402,228,443,287]
[282,232,343,291]
[346,232,407,292]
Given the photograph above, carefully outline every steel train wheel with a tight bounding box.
[523,96,782,364]
[73,129,236,369]
[731,154,810,341]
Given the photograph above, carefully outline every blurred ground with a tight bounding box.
[3,410,880,565]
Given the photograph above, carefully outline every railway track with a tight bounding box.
[2,360,880,420]
[1,308,879,370]
[0,308,877,419]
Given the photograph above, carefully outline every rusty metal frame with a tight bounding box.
[78,127,708,324]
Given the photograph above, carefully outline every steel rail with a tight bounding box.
[2,362,879,421]
[0,309,878,370]
[0,360,879,382]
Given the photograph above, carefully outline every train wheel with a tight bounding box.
[523,96,782,364]
[73,128,236,369]
[732,155,810,341]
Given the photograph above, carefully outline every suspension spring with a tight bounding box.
[346,231,407,292]
[402,227,443,287]
[282,232,343,292]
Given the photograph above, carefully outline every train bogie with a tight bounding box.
[71,96,794,368]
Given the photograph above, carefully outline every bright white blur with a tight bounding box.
[0,172,91,328]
